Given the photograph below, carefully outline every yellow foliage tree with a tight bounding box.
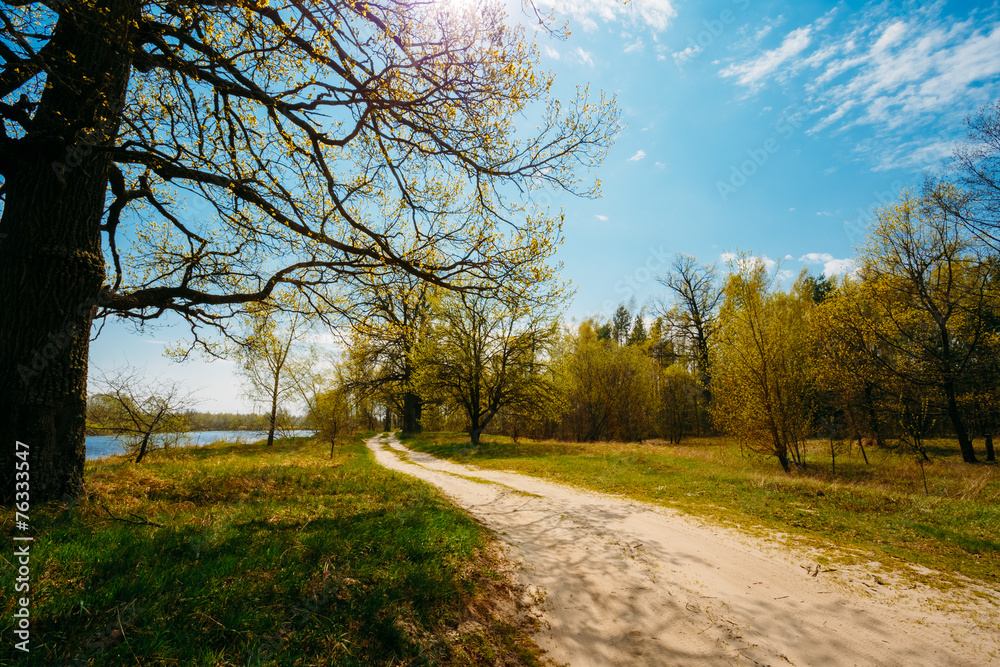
[415,289,561,446]
[855,187,996,463]
[0,0,620,501]
[812,276,895,458]
[711,255,815,472]
[237,302,307,447]
[558,320,657,442]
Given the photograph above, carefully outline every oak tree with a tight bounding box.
[0,0,617,501]
[415,288,560,446]
[340,270,431,433]
[812,277,893,455]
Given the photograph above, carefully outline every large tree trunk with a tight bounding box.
[985,433,995,462]
[0,0,137,504]
[775,447,791,473]
[401,391,422,434]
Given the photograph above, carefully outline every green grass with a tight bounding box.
[404,432,1000,587]
[1,435,546,666]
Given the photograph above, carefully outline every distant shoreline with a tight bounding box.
[85,430,316,460]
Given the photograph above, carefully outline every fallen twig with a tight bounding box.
[101,504,164,528]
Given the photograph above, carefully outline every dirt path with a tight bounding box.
[367,434,1000,666]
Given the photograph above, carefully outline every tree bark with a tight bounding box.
[266,375,279,447]
[135,432,151,464]
[943,379,978,463]
[0,0,137,504]
[856,436,870,465]
[775,447,791,473]
[985,433,995,463]
[401,391,422,434]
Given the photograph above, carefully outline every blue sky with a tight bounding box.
[90,0,1000,412]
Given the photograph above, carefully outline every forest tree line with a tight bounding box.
[85,101,1000,471]
[311,103,1000,470]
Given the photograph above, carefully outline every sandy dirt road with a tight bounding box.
[367,434,1000,666]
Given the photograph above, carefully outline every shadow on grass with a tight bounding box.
[29,508,478,664]
[3,437,542,667]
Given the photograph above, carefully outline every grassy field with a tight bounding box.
[404,432,1000,587]
[1,435,545,666]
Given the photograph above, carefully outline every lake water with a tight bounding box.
[86,430,316,460]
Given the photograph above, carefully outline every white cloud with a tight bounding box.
[654,161,666,170]
[784,254,794,260]
[866,138,960,172]
[873,21,907,53]
[633,0,677,31]
[749,23,775,47]
[799,252,834,264]
[816,211,832,217]
[733,18,782,51]
[628,149,647,161]
[625,38,644,54]
[799,252,856,277]
[596,214,609,221]
[575,47,595,67]
[544,46,561,60]
[720,26,815,91]
[809,99,858,133]
[720,252,778,273]
[541,0,677,32]
[303,332,341,346]
[822,258,856,276]
[672,44,701,65]
[719,4,1000,170]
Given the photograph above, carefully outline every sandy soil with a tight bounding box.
[367,434,1000,666]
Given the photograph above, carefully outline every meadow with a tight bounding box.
[1,436,544,666]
